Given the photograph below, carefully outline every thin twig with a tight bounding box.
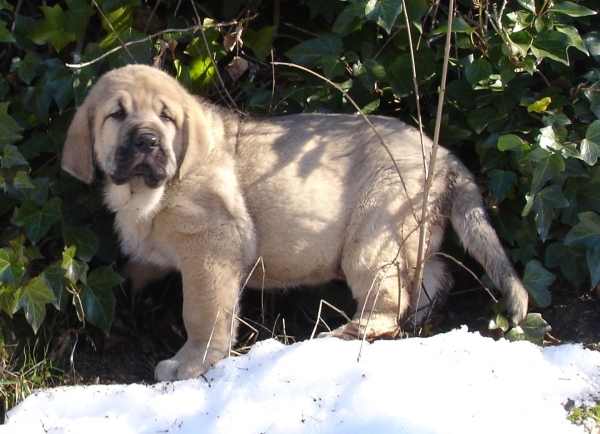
[272,61,420,225]
[399,0,429,322]
[65,19,256,69]
[411,0,455,317]
[309,299,353,340]
[427,251,498,303]
[91,0,134,61]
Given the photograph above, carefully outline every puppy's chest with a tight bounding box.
[114,209,175,266]
[106,183,176,265]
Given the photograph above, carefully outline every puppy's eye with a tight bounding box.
[160,111,172,122]
[109,109,126,121]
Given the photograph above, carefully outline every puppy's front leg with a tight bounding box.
[155,257,241,382]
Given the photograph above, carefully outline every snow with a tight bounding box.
[2,327,599,434]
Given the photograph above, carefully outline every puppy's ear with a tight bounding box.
[62,103,95,185]
[177,98,215,180]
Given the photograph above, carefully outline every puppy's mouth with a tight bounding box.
[110,130,170,189]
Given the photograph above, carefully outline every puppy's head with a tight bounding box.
[62,64,213,187]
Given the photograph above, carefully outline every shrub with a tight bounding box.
[0,0,598,354]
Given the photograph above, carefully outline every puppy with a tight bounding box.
[62,64,528,381]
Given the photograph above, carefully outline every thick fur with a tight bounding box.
[62,65,528,382]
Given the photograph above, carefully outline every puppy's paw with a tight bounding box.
[318,316,400,341]
[155,357,210,382]
[154,344,225,382]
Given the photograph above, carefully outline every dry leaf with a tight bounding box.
[226,56,249,81]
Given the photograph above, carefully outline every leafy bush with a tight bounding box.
[0,0,598,355]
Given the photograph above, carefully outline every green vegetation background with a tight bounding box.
[0,0,598,405]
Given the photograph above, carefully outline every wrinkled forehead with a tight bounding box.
[90,68,185,116]
[103,88,176,115]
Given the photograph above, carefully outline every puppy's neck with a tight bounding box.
[104,178,165,221]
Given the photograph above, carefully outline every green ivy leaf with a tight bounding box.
[522,259,555,308]
[517,0,536,13]
[0,247,24,286]
[188,57,216,94]
[537,126,564,152]
[11,53,42,85]
[467,105,500,134]
[0,103,23,147]
[547,1,596,17]
[434,114,472,146]
[63,225,99,262]
[386,54,414,97]
[41,261,67,311]
[432,17,476,35]
[321,55,345,79]
[0,284,17,317]
[304,0,346,22]
[586,249,600,289]
[581,120,600,166]
[532,185,569,240]
[61,246,88,284]
[545,242,587,290]
[527,97,551,113]
[584,82,600,125]
[13,197,62,243]
[27,5,76,52]
[489,169,517,201]
[465,58,492,87]
[386,49,435,97]
[489,312,510,332]
[505,313,551,345]
[48,67,75,113]
[2,145,28,168]
[529,149,565,194]
[80,266,123,335]
[13,170,34,190]
[244,26,275,61]
[556,25,589,56]
[584,32,600,64]
[364,0,402,34]
[355,59,386,92]
[16,276,56,333]
[24,76,54,123]
[64,0,95,40]
[99,6,133,51]
[531,30,572,65]
[285,34,344,67]
[0,20,15,43]
[19,177,49,206]
[565,211,600,249]
[332,2,364,37]
[497,134,526,151]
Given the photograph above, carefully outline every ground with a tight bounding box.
[65,277,600,387]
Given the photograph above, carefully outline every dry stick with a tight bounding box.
[203,308,221,364]
[355,266,391,362]
[65,19,255,69]
[228,256,266,356]
[399,0,429,325]
[401,0,428,179]
[411,0,455,321]
[309,299,353,340]
[272,61,420,225]
[428,251,498,303]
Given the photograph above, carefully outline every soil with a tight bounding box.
[61,276,600,387]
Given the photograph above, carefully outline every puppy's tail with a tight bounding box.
[449,170,528,326]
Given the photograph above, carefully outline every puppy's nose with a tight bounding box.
[134,132,158,153]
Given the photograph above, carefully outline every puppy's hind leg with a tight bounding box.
[321,231,410,340]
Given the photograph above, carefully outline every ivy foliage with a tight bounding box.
[0,0,598,349]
